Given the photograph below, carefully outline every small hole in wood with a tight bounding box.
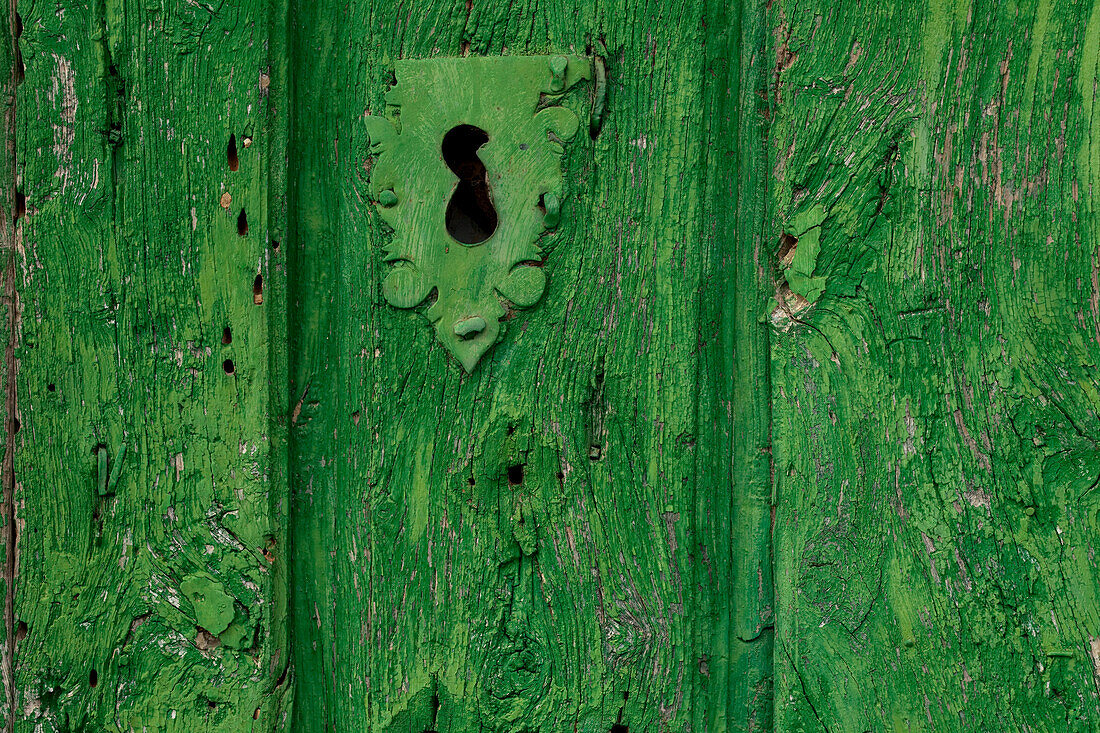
[253,274,263,304]
[15,621,27,641]
[777,232,798,265]
[89,668,98,687]
[12,417,19,433]
[14,191,25,221]
[507,464,524,485]
[222,327,232,345]
[223,358,235,375]
[47,383,56,392]
[467,476,476,487]
[227,134,239,171]
[611,725,628,733]
[207,700,217,709]
[556,470,565,480]
[237,208,248,236]
[271,239,280,252]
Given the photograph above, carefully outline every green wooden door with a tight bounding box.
[4,0,1100,731]
[285,2,770,731]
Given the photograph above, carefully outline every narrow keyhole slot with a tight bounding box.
[442,124,497,245]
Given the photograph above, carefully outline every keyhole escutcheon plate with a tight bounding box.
[364,56,592,372]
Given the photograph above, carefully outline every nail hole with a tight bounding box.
[611,726,628,733]
[223,358,235,375]
[207,700,217,709]
[271,239,280,252]
[47,383,55,392]
[237,208,248,236]
[16,621,27,641]
[227,134,239,171]
[89,668,98,687]
[253,274,263,304]
[467,476,476,487]
[556,471,564,480]
[442,124,497,244]
[777,232,797,265]
[222,327,232,345]
[507,464,524,486]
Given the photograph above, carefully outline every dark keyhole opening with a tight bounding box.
[442,124,497,244]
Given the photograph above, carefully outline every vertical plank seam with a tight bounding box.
[1,0,17,727]
[267,0,294,723]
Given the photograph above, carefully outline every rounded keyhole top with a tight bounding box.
[442,124,498,245]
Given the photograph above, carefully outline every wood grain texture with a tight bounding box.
[11,0,290,729]
[767,0,1100,730]
[286,1,770,730]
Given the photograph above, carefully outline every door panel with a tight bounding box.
[12,1,290,729]
[768,1,1100,730]
[286,1,771,730]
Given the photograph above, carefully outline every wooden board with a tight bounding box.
[0,1,15,728]
[10,1,290,729]
[4,0,1100,730]
[286,1,772,730]
[767,0,1100,729]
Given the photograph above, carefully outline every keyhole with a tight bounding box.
[443,124,497,245]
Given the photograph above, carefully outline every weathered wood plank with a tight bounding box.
[287,1,769,730]
[12,1,289,729]
[768,0,1100,729]
[0,0,15,728]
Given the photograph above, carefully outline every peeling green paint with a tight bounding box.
[8,0,291,728]
[769,0,1100,730]
[180,575,235,637]
[781,204,828,303]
